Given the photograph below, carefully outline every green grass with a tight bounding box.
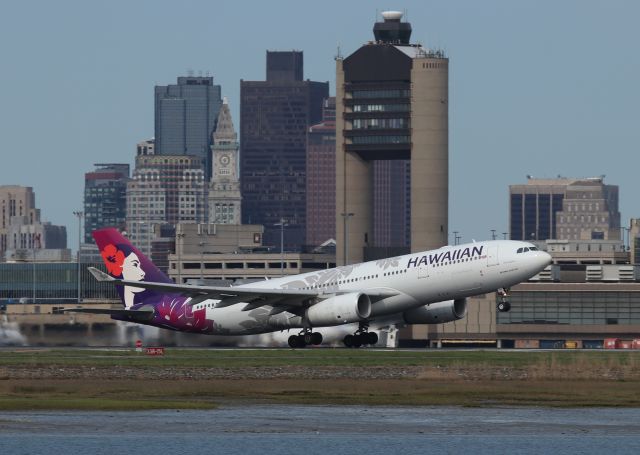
[3,378,640,410]
[0,397,216,411]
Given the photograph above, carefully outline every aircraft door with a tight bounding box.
[486,245,499,266]
[418,264,429,279]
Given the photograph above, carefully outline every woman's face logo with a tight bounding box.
[122,252,145,291]
[100,244,147,309]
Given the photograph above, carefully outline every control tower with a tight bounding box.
[336,11,448,264]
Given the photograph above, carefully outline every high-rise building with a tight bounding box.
[126,142,207,256]
[1,186,39,259]
[0,185,68,262]
[510,176,620,241]
[556,178,620,241]
[240,51,329,249]
[208,99,242,225]
[306,97,336,247]
[154,76,223,179]
[336,11,449,265]
[631,219,640,264]
[83,163,129,243]
[509,177,569,241]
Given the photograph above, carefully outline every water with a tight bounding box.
[2,405,640,454]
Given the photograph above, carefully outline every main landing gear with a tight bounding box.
[497,288,511,312]
[343,323,378,348]
[288,329,323,348]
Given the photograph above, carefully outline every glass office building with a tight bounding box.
[83,164,129,243]
[240,51,329,249]
[155,76,222,180]
[0,262,117,303]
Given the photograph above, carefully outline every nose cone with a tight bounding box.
[535,251,552,270]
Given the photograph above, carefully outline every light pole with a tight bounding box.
[340,212,354,265]
[32,246,36,304]
[503,232,508,240]
[147,222,152,258]
[176,232,185,284]
[139,215,154,258]
[621,227,630,252]
[452,231,459,245]
[73,211,83,303]
[274,218,288,276]
[198,240,205,280]
[491,229,496,240]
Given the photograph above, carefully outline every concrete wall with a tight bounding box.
[335,59,374,265]
[409,58,449,253]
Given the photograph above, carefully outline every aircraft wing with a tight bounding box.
[89,267,321,310]
[88,267,399,310]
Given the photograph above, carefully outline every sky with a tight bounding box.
[1,0,639,249]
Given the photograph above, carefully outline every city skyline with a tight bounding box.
[1,0,638,248]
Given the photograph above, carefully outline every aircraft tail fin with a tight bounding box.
[92,228,173,308]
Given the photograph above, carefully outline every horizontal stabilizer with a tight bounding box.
[88,267,114,282]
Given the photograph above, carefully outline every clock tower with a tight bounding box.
[208,98,242,224]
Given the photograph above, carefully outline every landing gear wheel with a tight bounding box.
[303,332,313,345]
[288,334,308,348]
[291,327,323,348]
[288,335,300,348]
[497,301,511,312]
[343,322,377,348]
[311,332,323,345]
[343,334,354,348]
[497,288,511,313]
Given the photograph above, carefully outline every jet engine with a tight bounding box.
[402,299,468,324]
[306,292,372,326]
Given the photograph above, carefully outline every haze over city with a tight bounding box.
[1,0,638,246]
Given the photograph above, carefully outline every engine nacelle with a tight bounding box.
[306,292,372,327]
[402,299,468,324]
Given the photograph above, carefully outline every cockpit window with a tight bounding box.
[517,248,523,253]
[529,246,538,251]
[523,247,530,252]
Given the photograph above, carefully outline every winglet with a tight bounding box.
[88,267,115,282]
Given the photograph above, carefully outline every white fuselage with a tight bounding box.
[187,240,551,336]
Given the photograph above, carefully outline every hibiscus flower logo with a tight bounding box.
[101,244,125,277]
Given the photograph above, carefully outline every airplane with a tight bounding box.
[68,227,552,348]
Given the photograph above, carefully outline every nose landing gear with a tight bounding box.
[497,288,511,312]
[288,329,323,348]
